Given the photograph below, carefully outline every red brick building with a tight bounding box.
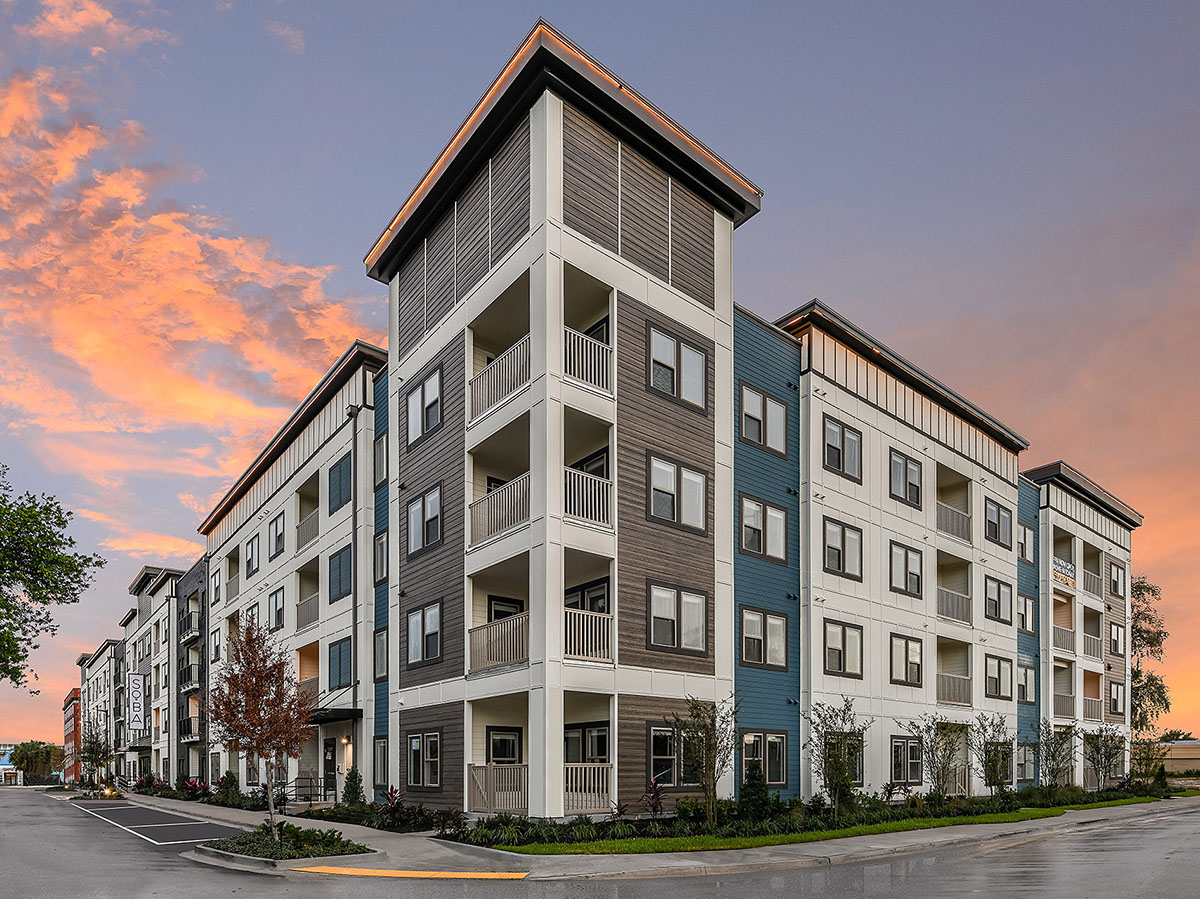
[63,688,81,784]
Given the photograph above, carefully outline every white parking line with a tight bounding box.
[128,822,200,828]
[73,803,235,845]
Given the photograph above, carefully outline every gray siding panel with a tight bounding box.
[617,695,706,810]
[455,166,490,302]
[396,248,425,358]
[397,701,463,811]
[426,209,455,328]
[619,145,670,282]
[563,103,619,253]
[669,180,715,308]
[490,115,531,263]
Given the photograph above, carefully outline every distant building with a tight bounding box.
[63,688,82,784]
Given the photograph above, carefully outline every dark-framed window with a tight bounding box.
[245,534,260,578]
[329,544,353,602]
[406,601,441,666]
[647,453,707,533]
[373,530,388,583]
[1016,744,1036,781]
[407,731,440,788]
[565,577,609,614]
[985,576,1013,624]
[374,433,388,487]
[1017,664,1035,704]
[647,724,698,788]
[984,654,1012,700]
[1109,564,1126,597]
[823,517,863,580]
[826,732,864,786]
[210,628,220,662]
[564,721,610,764]
[373,628,388,681]
[1109,681,1125,714]
[485,726,523,765]
[329,452,352,514]
[1017,594,1036,633]
[742,731,787,786]
[889,449,922,508]
[406,484,442,556]
[373,736,388,788]
[740,383,787,456]
[740,494,786,563]
[210,569,221,604]
[984,498,1012,548]
[890,633,922,686]
[823,416,862,483]
[824,619,863,678]
[889,542,922,597]
[741,607,787,670]
[268,512,285,560]
[1109,622,1125,656]
[648,582,707,655]
[1018,524,1035,564]
[269,588,285,631]
[648,325,706,411]
[406,367,442,447]
[890,736,922,785]
[328,637,352,690]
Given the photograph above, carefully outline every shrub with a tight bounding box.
[434,808,468,840]
[205,822,371,861]
[182,780,211,801]
[739,760,770,820]
[341,767,366,806]
[569,815,597,842]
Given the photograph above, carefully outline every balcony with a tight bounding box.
[179,717,201,742]
[1053,626,1076,653]
[468,612,530,673]
[564,608,613,662]
[299,677,319,704]
[564,327,613,394]
[178,664,200,692]
[564,763,613,815]
[563,469,612,528]
[470,472,530,545]
[179,612,200,643]
[1082,568,1103,597]
[1054,692,1075,717]
[467,763,528,815]
[937,503,972,542]
[471,334,530,421]
[937,587,971,625]
[1083,633,1103,660]
[1084,697,1103,721]
[227,572,240,601]
[937,673,972,706]
[297,509,319,550]
[296,591,319,630]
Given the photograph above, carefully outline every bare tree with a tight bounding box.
[1081,723,1125,791]
[79,720,113,785]
[1129,733,1168,782]
[966,713,1014,796]
[803,697,874,818]
[903,713,964,801]
[666,693,739,828]
[1037,719,1076,795]
[206,620,315,836]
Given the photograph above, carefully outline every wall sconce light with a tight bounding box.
[340,735,351,745]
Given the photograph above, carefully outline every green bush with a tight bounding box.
[205,823,371,860]
[341,767,366,806]
[739,760,770,821]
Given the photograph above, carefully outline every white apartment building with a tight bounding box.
[77,639,120,781]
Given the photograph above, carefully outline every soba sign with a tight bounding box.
[128,672,146,731]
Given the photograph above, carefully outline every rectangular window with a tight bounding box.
[648,327,707,410]
[1110,681,1125,714]
[245,534,260,577]
[1016,744,1035,781]
[407,732,440,787]
[1017,665,1036,703]
[984,498,1013,548]
[1110,623,1125,656]
[741,608,787,669]
[824,619,863,678]
[826,733,864,786]
[890,634,922,686]
[406,602,441,665]
[406,485,442,555]
[373,628,387,681]
[210,629,220,662]
[889,449,922,508]
[649,584,706,654]
[329,452,352,513]
[650,727,676,786]
[740,496,787,562]
[373,531,388,583]
[985,655,1013,700]
[889,542,922,597]
[268,512,285,560]
[741,732,786,786]
[741,384,787,455]
[373,433,387,487]
[1018,524,1035,564]
[1017,595,1036,633]
[823,517,863,580]
[210,570,221,604]
[891,736,922,785]
[373,736,388,788]
[329,544,353,602]
[406,369,442,446]
[269,588,284,630]
[985,577,1013,624]
[648,456,707,532]
[823,416,862,482]
[328,637,352,690]
[1110,564,1126,597]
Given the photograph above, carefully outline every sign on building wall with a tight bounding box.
[128,672,146,731]
[1052,556,1076,590]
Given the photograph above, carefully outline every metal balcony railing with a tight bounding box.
[1084,697,1103,721]
[1083,633,1103,660]
[227,572,240,601]
[563,468,612,528]
[1054,692,1075,717]
[468,612,530,673]
[297,510,319,549]
[179,611,200,642]
[937,673,972,705]
[1053,625,1076,653]
[1082,569,1103,597]
[937,587,972,624]
[469,473,530,544]
[178,664,200,692]
[296,592,319,630]
[936,502,971,542]
[563,608,613,663]
[179,717,201,741]
[563,327,613,394]
[470,334,530,421]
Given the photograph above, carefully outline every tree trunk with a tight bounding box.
[265,767,276,841]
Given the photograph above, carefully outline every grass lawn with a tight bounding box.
[1171,789,1200,797]
[1059,797,1159,810]
[498,808,1067,855]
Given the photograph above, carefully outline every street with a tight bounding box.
[3,789,1200,898]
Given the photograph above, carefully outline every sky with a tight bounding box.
[1,0,1197,743]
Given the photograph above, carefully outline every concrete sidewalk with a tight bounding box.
[121,791,1200,880]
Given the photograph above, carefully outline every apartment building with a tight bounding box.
[77,638,120,781]
[197,340,386,799]
[174,554,208,782]
[63,687,82,784]
[1015,475,1042,783]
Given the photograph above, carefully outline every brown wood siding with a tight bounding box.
[396,245,425,358]
[426,209,456,328]
[455,166,490,303]
[490,114,531,263]
[1103,551,1128,723]
[619,144,670,282]
[397,701,464,811]
[669,179,716,308]
[616,292,716,675]
[617,694,706,810]
[563,103,619,253]
[398,333,466,688]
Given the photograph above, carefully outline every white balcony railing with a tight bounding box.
[296,592,319,630]
[937,673,972,705]
[937,587,972,624]
[564,763,613,814]
[1054,692,1075,717]
[563,327,613,394]
[1082,569,1103,597]
[227,572,240,601]
[1084,697,1103,721]
[1053,625,1076,653]
[937,502,971,542]
[470,334,530,421]
[945,764,969,797]
[470,472,530,544]
[467,763,528,815]
[564,608,613,663]
[1083,633,1103,660]
[297,509,319,549]
[468,612,530,673]
[563,468,612,528]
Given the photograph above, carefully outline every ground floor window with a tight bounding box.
[1016,744,1036,781]
[742,731,787,785]
[373,737,388,788]
[890,736,922,785]
[407,732,440,788]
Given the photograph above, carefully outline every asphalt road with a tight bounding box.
[4,788,1200,898]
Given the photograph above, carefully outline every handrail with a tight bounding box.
[563,326,613,394]
[564,608,613,662]
[469,472,530,544]
[470,334,530,420]
[563,468,612,527]
[468,613,530,672]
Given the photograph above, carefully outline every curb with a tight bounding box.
[193,844,388,872]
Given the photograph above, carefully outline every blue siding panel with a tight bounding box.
[1017,478,1040,779]
[373,367,389,740]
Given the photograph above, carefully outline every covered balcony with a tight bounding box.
[226,547,241,601]
[563,691,613,815]
[469,413,530,546]
[1052,592,1075,654]
[468,553,529,674]
[1052,527,1076,590]
[469,272,530,422]
[1081,544,1103,597]
[1082,609,1103,661]
[1083,671,1103,721]
[564,550,613,664]
[296,558,320,631]
[563,408,612,529]
[936,465,972,543]
[1053,661,1075,718]
[468,693,529,815]
[296,471,320,550]
[297,642,320,705]
[937,637,972,706]
[936,551,972,625]
[562,263,614,395]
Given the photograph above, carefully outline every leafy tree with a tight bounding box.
[1130,576,1170,734]
[206,620,315,837]
[1160,729,1193,743]
[10,740,52,776]
[1037,719,1076,795]
[902,713,964,802]
[0,464,105,690]
[1130,734,1169,781]
[803,697,874,818]
[79,720,113,784]
[966,713,1014,795]
[665,693,739,828]
[1081,723,1126,790]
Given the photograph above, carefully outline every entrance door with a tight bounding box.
[323,737,336,799]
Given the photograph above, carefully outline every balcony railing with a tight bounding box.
[178,664,200,692]
[1054,692,1075,717]
[227,572,240,601]
[1082,633,1103,660]
[469,612,530,673]
[1053,625,1076,653]
[564,608,613,663]
[179,716,201,741]
[467,763,528,815]
[1081,569,1103,597]
[563,327,613,394]
[297,509,319,549]
[1084,697,1103,721]
[563,468,612,528]
[564,763,613,814]
[471,334,530,421]
[296,591,319,630]
[936,502,971,542]
[937,587,972,624]
[470,472,530,544]
[179,611,200,642]
[299,677,319,704]
[937,672,972,705]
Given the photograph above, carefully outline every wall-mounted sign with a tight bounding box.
[1052,556,1076,590]
[128,672,146,731]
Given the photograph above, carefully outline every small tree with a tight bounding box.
[902,713,962,802]
[739,759,770,820]
[1130,733,1169,781]
[803,697,874,818]
[1160,729,1193,743]
[666,693,739,828]
[206,621,315,837]
[79,720,113,785]
[1037,719,1076,795]
[1081,723,1125,791]
[341,766,366,806]
[966,713,1014,796]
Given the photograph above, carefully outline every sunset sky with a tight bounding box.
[2,0,1197,743]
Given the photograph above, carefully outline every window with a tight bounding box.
[269,588,284,630]
[649,584,706,653]
[268,512,285,560]
[890,634,922,686]
[1110,564,1126,597]
[889,450,922,508]
[245,602,259,628]
[406,602,441,665]
[406,368,441,446]
[824,619,863,678]
[406,485,442,555]
[1015,744,1035,781]
[823,416,862,482]
[373,628,388,681]
[823,518,863,580]
[329,452,352,513]
[741,732,787,786]
[650,727,677,786]
[486,728,522,765]
[1110,681,1126,714]
[564,578,609,614]
[985,655,1013,699]
[648,327,706,410]
[210,570,221,604]
[373,736,388,788]
[984,577,1013,624]
[373,531,388,583]
[328,637,352,690]
[648,456,706,531]
[210,629,220,662]
[826,733,864,786]
[1110,623,1126,656]
[1017,664,1036,703]
[984,498,1013,548]
[245,534,260,578]
[329,544,352,602]
[407,732,440,787]
[373,433,387,487]
[741,384,787,455]
[741,608,787,669]
[1017,595,1036,633]
[1018,524,1035,564]
[889,542,922,597]
[891,736,922,785]
[741,496,787,562]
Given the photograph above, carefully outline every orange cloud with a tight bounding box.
[265,20,305,55]
[16,0,174,52]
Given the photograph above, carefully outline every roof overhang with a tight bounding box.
[364,19,762,284]
[148,569,182,597]
[310,707,364,725]
[118,608,138,628]
[1021,460,1143,529]
[128,566,163,596]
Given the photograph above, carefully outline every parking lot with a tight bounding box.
[68,798,244,848]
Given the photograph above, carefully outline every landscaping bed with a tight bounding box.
[202,822,372,861]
